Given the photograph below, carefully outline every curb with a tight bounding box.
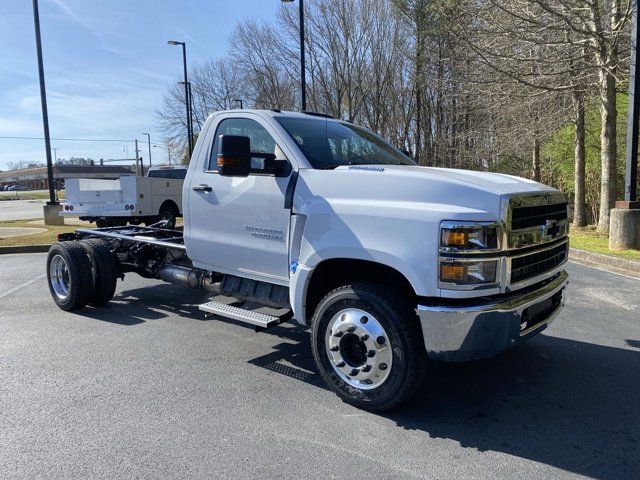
[569,248,640,276]
[0,244,52,255]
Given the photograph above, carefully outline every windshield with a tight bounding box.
[275,117,415,169]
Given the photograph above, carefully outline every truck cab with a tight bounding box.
[47,109,569,411]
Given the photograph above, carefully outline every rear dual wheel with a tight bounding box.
[46,239,118,311]
[80,239,119,306]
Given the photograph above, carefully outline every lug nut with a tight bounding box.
[349,369,359,376]
[330,345,339,352]
[334,331,344,338]
[376,336,386,345]
[364,379,373,385]
[360,316,368,324]
[360,334,369,341]
[379,363,388,370]
[367,350,376,358]
[346,326,356,333]
[336,361,345,368]
[362,365,372,372]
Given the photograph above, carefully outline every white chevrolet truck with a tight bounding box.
[46,110,569,411]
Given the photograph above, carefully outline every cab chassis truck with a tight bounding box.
[46,109,569,411]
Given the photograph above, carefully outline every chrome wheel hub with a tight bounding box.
[49,254,70,300]
[325,308,392,390]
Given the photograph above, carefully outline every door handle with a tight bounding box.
[193,184,212,192]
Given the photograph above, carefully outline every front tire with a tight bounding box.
[311,282,426,411]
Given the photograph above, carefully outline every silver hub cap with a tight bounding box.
[49,254,70,300]
[325,308,393,390]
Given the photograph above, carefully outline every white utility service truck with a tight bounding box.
[46,110,569,411]
[61,166,186,228]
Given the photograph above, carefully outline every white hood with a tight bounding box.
[372,165,555,196]
[295,164,559,222]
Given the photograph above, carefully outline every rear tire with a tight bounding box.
[79,239,119,306]
[158,204,178,229]
[310,282,427,412]
[46,242,93,311]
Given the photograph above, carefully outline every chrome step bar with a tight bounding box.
[198,300,288,329]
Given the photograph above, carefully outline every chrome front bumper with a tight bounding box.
[417,270,568,362]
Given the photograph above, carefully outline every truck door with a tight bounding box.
[186,116,294,285]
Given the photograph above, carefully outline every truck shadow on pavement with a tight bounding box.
[390,336,639,480]
[252,324,639,480]
[76,284,208,325]
[73,286,639,479]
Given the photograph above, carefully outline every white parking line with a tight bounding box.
[0,273,47,299]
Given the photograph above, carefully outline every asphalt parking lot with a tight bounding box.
[1,254,638,479]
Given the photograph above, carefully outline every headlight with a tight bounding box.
[440,221,499,252]
[440,260,498,286]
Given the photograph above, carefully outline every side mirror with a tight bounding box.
[217,135,251,176]
[252,154,291,177]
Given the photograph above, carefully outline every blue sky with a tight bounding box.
[0,0,279,170]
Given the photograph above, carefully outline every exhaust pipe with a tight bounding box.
[157,264,288,308]
[158,264,222,294]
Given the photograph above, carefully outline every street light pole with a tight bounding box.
[51,147,58,198]
[282,0,306,110]
[188,82,194,139]
[168,40,193,157]
[178,81,194,147]
[625,0,639,203]
[143,133,152,168]
[31,0,57,205]
[134,138,141,176]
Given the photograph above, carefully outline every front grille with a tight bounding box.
[511,202,568,230]
[511,242,568,283]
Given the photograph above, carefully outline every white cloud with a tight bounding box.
[0,71,169,168]
[46,0,92,30]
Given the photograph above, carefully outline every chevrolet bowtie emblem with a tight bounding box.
[541,219,559,239]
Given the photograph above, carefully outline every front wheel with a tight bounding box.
[311,282,427,411]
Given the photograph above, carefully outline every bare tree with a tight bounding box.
[155,0,630,231]
[157,58,248,157]
[446,0,629,227]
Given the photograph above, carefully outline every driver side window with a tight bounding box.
[207,118,278,171]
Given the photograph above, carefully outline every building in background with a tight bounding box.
[0,164,138,190]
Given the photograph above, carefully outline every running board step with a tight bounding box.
[198,300,287,329]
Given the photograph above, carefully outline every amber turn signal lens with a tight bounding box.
[440,264,466,282]
[217,157,241,167]
[445,231,468,246]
